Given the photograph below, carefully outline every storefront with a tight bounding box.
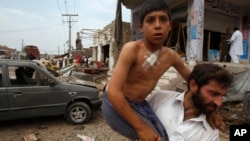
[121,0,250,64]
[203,0,249,63]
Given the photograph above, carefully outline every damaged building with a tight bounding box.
[91,20,131,70]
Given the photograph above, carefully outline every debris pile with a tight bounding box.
[218,102,249,135]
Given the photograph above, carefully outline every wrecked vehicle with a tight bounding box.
[0,59,102,124]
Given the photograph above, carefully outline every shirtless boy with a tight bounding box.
[102,0,221,140]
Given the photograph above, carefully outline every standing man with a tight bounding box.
[26,50,36,60]
[228,27,243,63]
[219,27,232,62]
[76,54,82,70]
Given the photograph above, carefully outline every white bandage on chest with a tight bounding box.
[146,52,158,66]
[142,49,160,70]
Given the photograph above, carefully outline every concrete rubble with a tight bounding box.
[23,133,37,141]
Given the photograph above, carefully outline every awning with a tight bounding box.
[121,0,145,9]
[121,0,187,10]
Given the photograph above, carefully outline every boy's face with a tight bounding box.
[140,11,172,46]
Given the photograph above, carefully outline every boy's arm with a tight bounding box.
[107,42,160,140]
[171,50,190,82]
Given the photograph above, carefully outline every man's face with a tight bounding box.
[140,11,172,46]
[226,28,232,34]
[192,80,228,114]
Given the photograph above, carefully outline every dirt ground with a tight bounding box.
[0,108,128,141]
[0,102,248,141]
[218,102,250,141]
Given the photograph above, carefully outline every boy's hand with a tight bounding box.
[137,125,161,141]
[206,112,225,131]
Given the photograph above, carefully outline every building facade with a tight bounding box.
[122,0,250,64]
[91,20,131,70]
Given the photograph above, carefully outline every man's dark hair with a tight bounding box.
[234,26,239,31]
[187,63,233,90]
[139,0,171,24]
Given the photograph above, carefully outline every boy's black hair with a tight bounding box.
[139,0,171,24]
[187,63,233,90]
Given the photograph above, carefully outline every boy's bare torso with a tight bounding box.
[122,40,177,102]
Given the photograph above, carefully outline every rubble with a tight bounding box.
[77,134,95,141]
[218,102,249,135]
[24,133,37,141]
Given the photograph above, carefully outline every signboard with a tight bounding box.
[241,40,248,60]
[209,49,220,61]
[186,0,204,61]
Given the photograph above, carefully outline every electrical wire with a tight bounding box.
[0,23,63,33]
[73,0,76,14]
[64,0,68,14]
[57,0,67,46]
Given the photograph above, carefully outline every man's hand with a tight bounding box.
[207,112,225,131]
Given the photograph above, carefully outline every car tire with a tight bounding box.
[66,102,91,124]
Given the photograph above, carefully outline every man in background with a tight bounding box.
[228,27,243,63]
[219,27,232,62]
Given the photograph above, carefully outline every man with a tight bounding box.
[219,27,232,62]
[228,27,243,63]
[147,63,233,141]
[26,51,36,60]
[102,0,223,140]
[76,54,82,70]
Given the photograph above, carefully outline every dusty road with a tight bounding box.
[0,107,233,141]
[0,109,129,141]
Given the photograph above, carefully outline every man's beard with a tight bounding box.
[192,88,217,114]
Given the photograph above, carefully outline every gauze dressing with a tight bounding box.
[142,49,160,70]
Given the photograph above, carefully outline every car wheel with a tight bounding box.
[66,102,91,124]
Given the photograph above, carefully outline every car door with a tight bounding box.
[0,64,11,120]
[6,64,69,119]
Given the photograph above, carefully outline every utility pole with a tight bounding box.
[58,46,60,55]
[21,39,24,52]
[62,14,78,58]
